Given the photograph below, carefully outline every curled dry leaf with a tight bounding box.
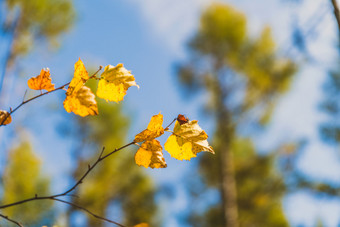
[66,58,89,96]
[97,64,139,103]
[135,140,167,169]
[164,120,214,161]
[27,68,55,91]
[0,110,12,125]
[134,113,164,142]
[63,86,98,117]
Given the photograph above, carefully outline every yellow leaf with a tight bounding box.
[27,68,55,91]
[63,86,98,117]
[0,110,12,125]
[63,59,95,117]
[97,64,139,102]
[134,113,164,142]
[66,58,89,96]
[164,120,214,161]
[135,140,167,169]
[164,135,195,160]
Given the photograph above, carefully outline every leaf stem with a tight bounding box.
[164,118,177,131]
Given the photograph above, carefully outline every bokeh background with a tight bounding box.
[1,0,340,226]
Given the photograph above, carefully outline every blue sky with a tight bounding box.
[1,0,340,226]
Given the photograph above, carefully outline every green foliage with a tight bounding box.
[233,139,288,227]
[1,137,54,226]
[190,4,247,59]
[193,137,288,227]
[3,0,75,64]
[238,27,296,112]
[179,3,296,125]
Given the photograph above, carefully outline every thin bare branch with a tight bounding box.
[0,213,23,227]
[51,198,126,227]
[98,146,105,159]
[0,113,176,225]
[0,141,135,226]
[164,118,177,131]
[0,142,134,209]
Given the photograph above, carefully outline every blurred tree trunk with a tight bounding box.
[176,3,297,226]
[220,133,238,227]
[213,67,239,227]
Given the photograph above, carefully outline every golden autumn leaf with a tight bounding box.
[164,120,214,161]
[63,86,98,117]
[135,140,167,169]
[0,110,12,125]
[164,135,195,160]
[66,58,89,96]
[134,113,164,142]
[96,64,139,102]
[27,68,55,91]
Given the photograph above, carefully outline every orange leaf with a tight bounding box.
[134,113,164,142]
[63,86,98,117]
[0,110,12,125]
[27,68,55,91]
[135,140,167,169]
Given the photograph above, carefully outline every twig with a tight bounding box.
[164,118,177,131]
[0,116,174,225]
[22,90,27,102]
[0,213,23,227]
[51,198,126,227]
[0,142,135,209]
[331,0,340,34]
[90,65,103,79]
[0,66,102,126]
[98,146,105,159]
[0,141,136,226]
[100,142,136,160]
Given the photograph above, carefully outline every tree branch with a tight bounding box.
[51,198,126,227]
[0,141,136,226]
[0,94,177,225]
[0,213,23,227]
[0,66,102,126]
[164,117,177,131]
[331,0,340,34]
